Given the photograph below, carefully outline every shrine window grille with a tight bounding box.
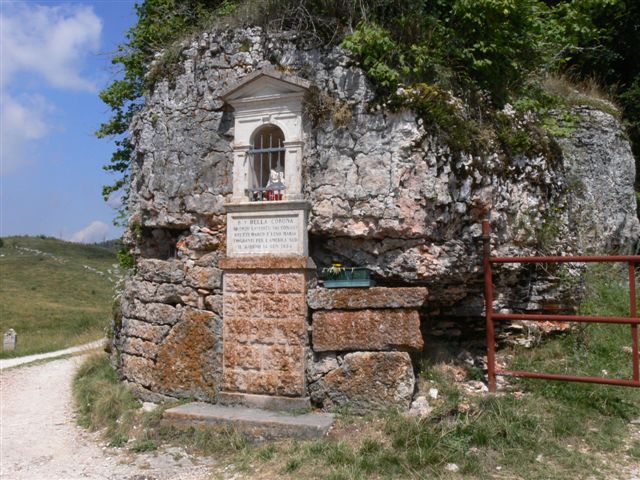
[247,125,286,201]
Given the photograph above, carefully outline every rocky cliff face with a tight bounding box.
[116,26,639,402]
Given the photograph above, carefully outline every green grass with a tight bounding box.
[73,353,140,444]
[0,236,117,358]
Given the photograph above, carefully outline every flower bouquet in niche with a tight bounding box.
[321,261,375,288]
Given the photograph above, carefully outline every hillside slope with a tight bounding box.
[0,237,119,358]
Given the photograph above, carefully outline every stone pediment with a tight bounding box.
[220,67,310,105]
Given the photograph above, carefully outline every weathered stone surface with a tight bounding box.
[556,106,640,252]
[127,26,638,321]
[311,352,415,412]
[185,266,222,290]
[219,256,314,270]
[121,354,155,388]
[162,402,334,441]
[204,294,223,314]
[306,352,339,383]
[308,287,427,310]
[3,329,16,351]
[125,279,197,305]
[121,298,182,326]
[155,308,222,401]
[224,317,306,346]
[122,317,170,343]
[217,392,311,412]
[222,268,308,398]
[121,337,159,359]
[137,259,185,284]
[223,369,304,397]
[312,309,423,352]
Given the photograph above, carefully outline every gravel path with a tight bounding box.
[0,340,106,370]
[0,354,217,480]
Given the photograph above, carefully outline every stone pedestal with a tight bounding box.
[219,256,313,402]
[306,286,427,412]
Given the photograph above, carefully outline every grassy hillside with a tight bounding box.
[0,236,119,358]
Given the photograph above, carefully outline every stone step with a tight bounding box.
[217,392,312,412]
[162,402,334,441]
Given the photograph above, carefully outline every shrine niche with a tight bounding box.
[221,67,310,258]
[218,68,315,409]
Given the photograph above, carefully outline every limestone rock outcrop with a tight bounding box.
[114,25,639,405]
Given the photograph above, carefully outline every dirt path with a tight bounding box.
[0,340,106,370]
[0,354,217,480]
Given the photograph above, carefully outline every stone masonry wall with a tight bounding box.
[115,225,225,402]
[307,287,427,412]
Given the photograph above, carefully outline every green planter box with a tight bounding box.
[323,267,375,288]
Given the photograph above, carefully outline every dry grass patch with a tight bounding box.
[543,74,620,117]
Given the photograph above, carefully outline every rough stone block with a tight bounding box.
[224,318,276,344]
[274,318,306,346]
[277,273,306,293]
[122,299,181,326]
[262,295,282,318]
[128,280,197,305]
[224,293,258,317]
[224,273,249,293]
[217,392,312,412]
[223,369,304,397]
[155,308,222,400]
[315,352,414,412]
[306,352,339,383]
[219,256,312,270]
[205,294,223,314]
[162,402,333,441]
[137,259,185,283]
[307,287,427,310]
[312,309,423,352]
[224,342,262,370]
[250,273,279,293]
[122,337,159,359]
[121,354,156,388]
[186,266,222,290]
[122,318,170,343]
[287,295,308,316]
[195,251,222,267]
[262,344,304,371]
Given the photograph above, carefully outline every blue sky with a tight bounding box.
[1,1,137,242]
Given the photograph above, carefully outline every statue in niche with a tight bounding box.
[265,168,285,201]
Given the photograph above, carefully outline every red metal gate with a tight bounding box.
[482,219,640,392]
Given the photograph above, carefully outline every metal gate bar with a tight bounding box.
[481,219,640,392]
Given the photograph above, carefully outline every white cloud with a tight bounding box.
[70,220,110,243]
[106,190,125,210]
[0,2,103,175]
[1,92,53,174]
[0,3,103,91]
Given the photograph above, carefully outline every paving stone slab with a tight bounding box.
[162,402,334,441]
[217,392,312,412]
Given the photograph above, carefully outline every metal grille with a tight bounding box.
[247,125,286,201]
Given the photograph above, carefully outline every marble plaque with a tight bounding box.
[227,209,307,256]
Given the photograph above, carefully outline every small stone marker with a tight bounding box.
[3,329,16,351]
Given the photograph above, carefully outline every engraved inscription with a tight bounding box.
[231,215,299,254]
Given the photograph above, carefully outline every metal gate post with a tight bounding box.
[482,220,497,392]
[630,261,639,382]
